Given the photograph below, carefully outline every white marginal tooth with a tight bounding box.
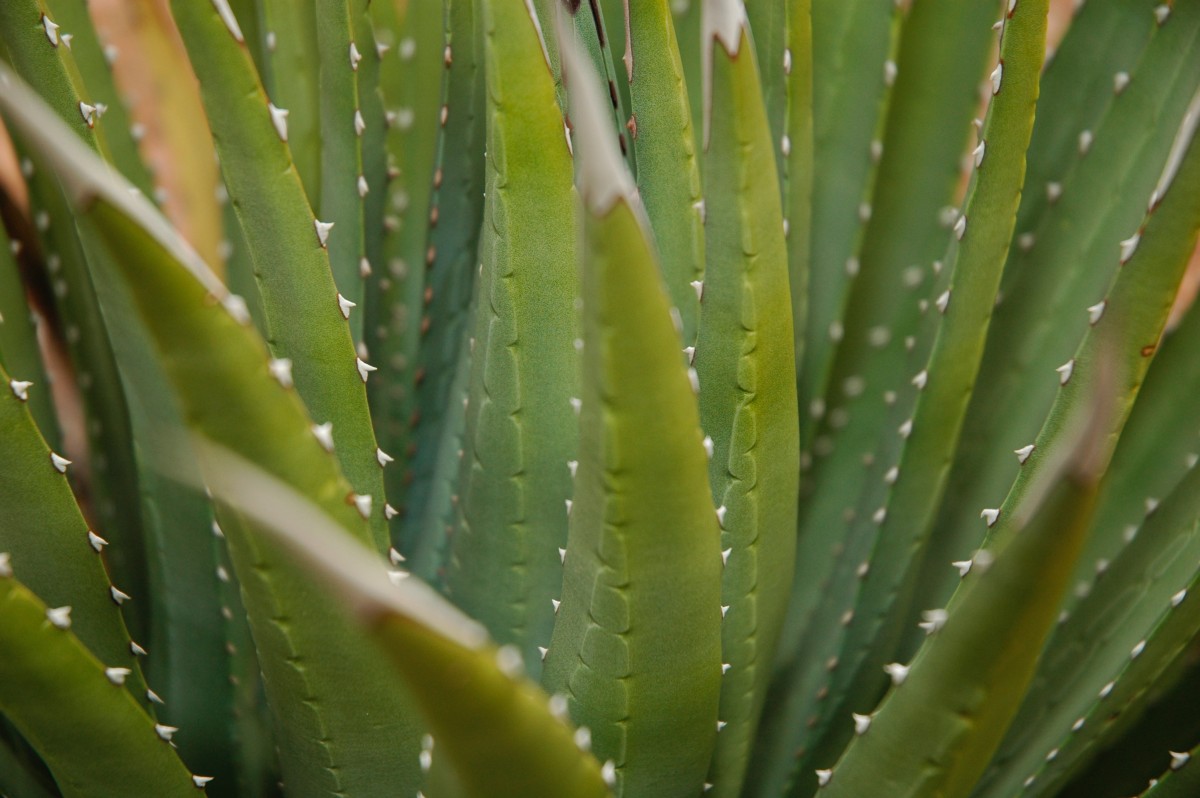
[312,422,335,452]
[567,460,578,478]
[384,503,399,520]
[9,380,32,400]
[973,141,986,167]
[1119,233,1140,263]
[0,552,10,578]
[691,280,704,301]
[720,605,730,618]
[111,586,131,604]
[356,358,376,382]
[130,641,148,656]
[212,0,244,41]
[494,645,524,677]
[192,775,214,788]
[574,726,591,751]
[717,720,728,731]
[558,547,567,564]
[912,370,928,390]
[338,293,357,319]
[51,452,71,473]
[42,14,60,46]
[79,102,97,127]
[936,290,951,314]
[1170,751,1190,770]
[544,694,572,726]
[1155,4,1171,24]
[703,436,714,459]
[721,662,732,674]
[105,667,131,685]
[388,547,406,566]
[684,346,696,364]
[919,608,948,635]
[268,103,289,141]
[147,689,165,705]
[1087,300,1106,325]
[268,358,294,388]
[376,447,394,467]
[852,713,872,735]
[46,606,72,629]
[387,570,410,585]
[1056,359,1075,385]
[154,723,178,742]
[1046,182,1062,203]
[1015,444,1035,464]
[314,220,334,247]
[816,769,833,787]
[88,531,108,553]
[981,508,1000,527]
[349,42,362,69]
[569,397,582,415]
[352,494,372,519]
[1113,71,1130,94]
[990,62,1003,94]
[222,294,251,324]
[1171,589,1187,607]
[538,646,549,662]
[954,214,967,240]
[551,599,561,613]
[716,505,727,528]
[721,548,732,566]
[600,760,616,787]
[952,559,973,577]
[565,499,573,515]
[357,174,369,198]
[884,662,909,685]
[355,109,366,136]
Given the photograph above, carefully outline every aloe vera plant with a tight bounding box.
[0,0,1199,796]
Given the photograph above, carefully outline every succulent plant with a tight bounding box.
[0,0,1198,796]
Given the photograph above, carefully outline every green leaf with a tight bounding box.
[0,221,58,446]
[169,0,391,552]
[401,0,487,559]
[445,0,578,678]
[255,0,321,201]
[0,572,200,797]
[0,358,148,702]
[315,0,369,341]
[695,4,799,794]
[626,0,706,345]
[363,0,443,523]
[797,0,899,447]
[541,36,723,797]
